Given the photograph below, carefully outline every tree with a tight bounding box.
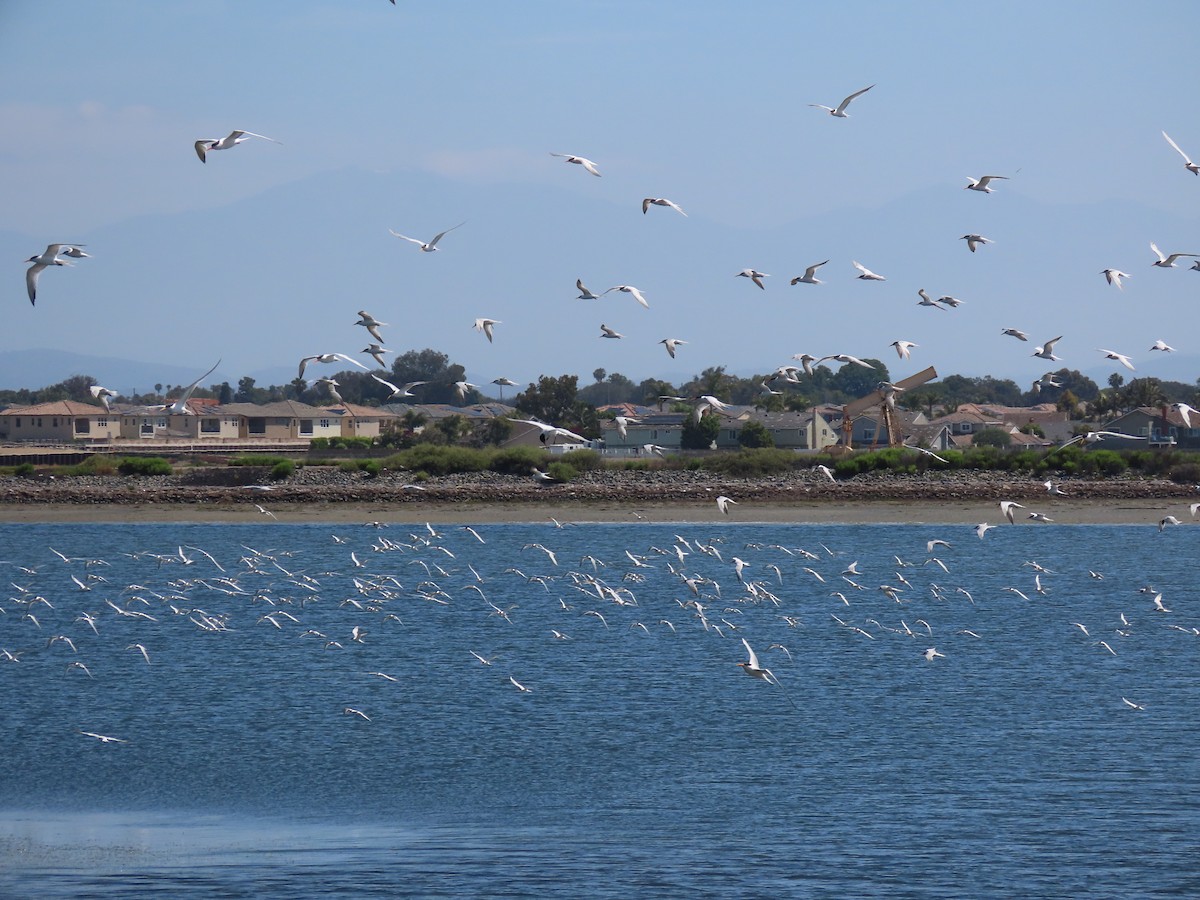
[386,348,470,405]
[1120,377,1167,411]
[436,414,471,444]
[514,374,580,426]
[972,427,1013,447]
[681,412,721,449]
[738,419,775,448]
[478,417,513,447]
[592,368,606,384]
[217,382,234,404]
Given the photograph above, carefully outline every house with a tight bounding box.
[738,409,839,450]
[1094,406,1200,450]
[0,401,120,443]
[324,402,398,440]
[119,399,241,441]
[217,401,343,441]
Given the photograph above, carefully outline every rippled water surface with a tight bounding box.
[2,519,1198,897]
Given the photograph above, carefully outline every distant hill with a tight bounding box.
[0,349,236,395]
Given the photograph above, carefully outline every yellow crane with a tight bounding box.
[839,366,938,449]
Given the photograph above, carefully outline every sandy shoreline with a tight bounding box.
[0,497,1190,526]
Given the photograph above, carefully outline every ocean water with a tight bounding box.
[1,518,1198,898]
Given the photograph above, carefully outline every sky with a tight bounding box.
[2,1,1198,397]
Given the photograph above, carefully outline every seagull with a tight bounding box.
[1122,697,1145,711]
[1032,336,1063,362]
[298,353,367,380]
[1149,242,1198,268]
[642,197,686,216]
[194,130,280,163]
[1149,339,1175,352]
[1101,269,1131,289]
[315,377,342,403]
[473,318,500,342]
[809,84,874,117]
[599,324,623,339]
[816,464,836,483]
[469,651,495,666]
[254,503,277,520]
[1028,512,1054,523]
[1159,515,1182,532]
[604,285,649,308]
[1044,480,1068,496]
[790,260,829,285]
[79,731,127,744]
[1002,328,1029,341]
[1162,131,1200,175]
[716,495,737,515]
[659,338,687,358]
[453,381,477,402]
[975,523,996,539]
[370,374,427,399]
[964,174,1008,193]
[343,707,371,721]
[361,344,390,367]
[1172,403,1197,427]
[1000,500,1025,524]
[61,246,90,258]
[1098,349,1135,371]
[89,384,117,411]
[512,418,587,445]
[961,234,992,252]
[550,152,601,176]
[355,310,388,342]
[824,353,875,369]
[937,295,965,308]
[491,376,517,399]
[576,279,603,300]
[388,221,465,252]
[126,643,151,664]
[923,648,945,661]
[509,674,533,693]
[163,359,222,415]
[917,289,945,310]
[736,269,769,289]
[853,260,886,281]
[25,244,83,305]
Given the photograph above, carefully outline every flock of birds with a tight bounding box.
[19,79,1198,426]
[4,508,1195,749]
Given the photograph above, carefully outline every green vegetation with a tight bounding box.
[117,456,174,476]
[310,436,375,450]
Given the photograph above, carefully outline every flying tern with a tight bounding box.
[26,244,84,305]
[355,310,388,342]
[550,152,601,176]
[964,174,1008,193]
[790,260,829,285]
[1101,269,1131,289]
[473,318,500,342]
[809,84,874,117]
[853,260,886,281]
[961,234,992,252]
[642,197,686,216]
[1162,131,1200,175]
[194,130,280,163]
[736,269,769,289]
[604,285,649,308]
[1150,242,1197,268]
[388,221,465,252]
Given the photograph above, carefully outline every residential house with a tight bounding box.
[325,402,398,440]
[217,400,342,441]
[1095,406,1200,450]
[0,401,120,443]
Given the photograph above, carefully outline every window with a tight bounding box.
[74,418,90,434]
[300,420,314,435]
[14,419,19,428]
[319,419,331,429]
[863,429,875,442]
[97,418,107,427]
[201,419,221,433]
[248,418,266,435]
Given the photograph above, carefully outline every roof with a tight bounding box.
[325,402,398,418]
[0,400,109,417]
[217,400,334,417]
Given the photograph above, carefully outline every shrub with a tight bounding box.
[118,456,173,476]
[397,444,489,476]
[1168,461,1200,485]
[489,447,550,475]
[231,454,293,467]
[270,459,295,480]
[14,462,34,477]
[546,461,578,482]
[972,427,1013,448]
[1079,449,1127,476]
[309,437,330,450]
[703,449,797,477]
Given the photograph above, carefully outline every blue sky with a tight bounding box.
[2,1,1198,394]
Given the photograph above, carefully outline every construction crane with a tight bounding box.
[840,366,938,449]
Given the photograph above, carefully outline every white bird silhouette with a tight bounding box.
[355,310,388,342]
[1101,269,1131,289]
[26,244,84,305]
[917,289,945,310]
[1149,339,1175,352]
[550,152,601,176]
[809,84,874,117]
[659,338,687,358]
[576,279,602,300]
[604,284,649,308]
[964,174,1008,193]
[642,197,686,216]
[716,495,737,515]
[736,269,769,289]
[163,359,222,415]
[790,260,829,285]
[1032,336,1063,361]
[1002,328,1029,341]
[194,129,280,163]
[599,324,623,339]
[388,221,464,252]
[473,318,500,342]
[298,353,367,380]
[89,384,117,411]
[361,344,390,367]
[853,260,886,281]
[1098,349,1135,371]
[1162,131,1200,175]
[961,233,992,252]
[315,377,342,403]
[1150,242,1198,268]
[371,374,427,399]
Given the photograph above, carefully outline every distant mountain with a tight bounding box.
[0,349,236,395]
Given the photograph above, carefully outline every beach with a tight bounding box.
[0,467,1194,525]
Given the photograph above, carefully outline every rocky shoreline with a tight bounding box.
[0,466,1194,508]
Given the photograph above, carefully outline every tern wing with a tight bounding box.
[1162,131,1194,166]
[835,83,874,114]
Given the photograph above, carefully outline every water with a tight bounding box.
[1,518,1199,897]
